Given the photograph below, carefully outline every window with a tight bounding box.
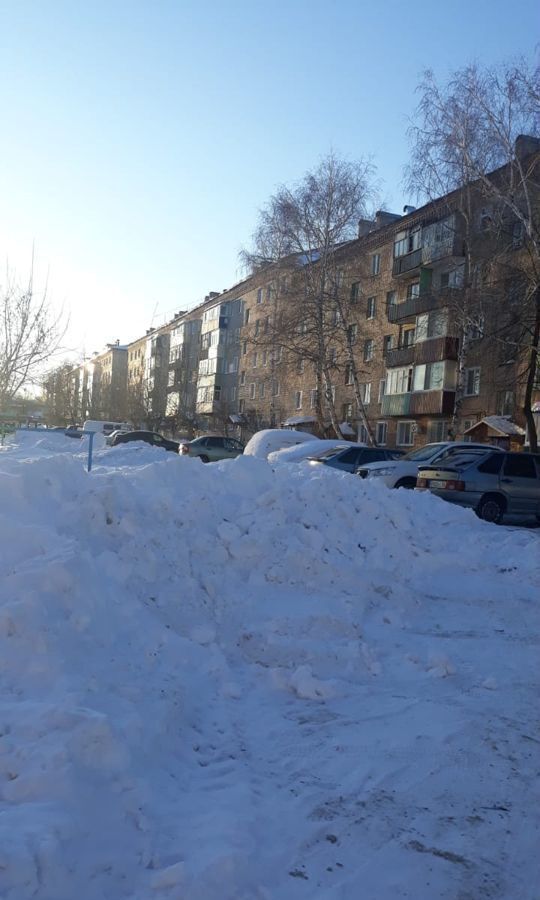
[358,424,369,444]
[342,402,353,421]
[394,228,421,258]
[400,326,415,348]
[386,291,397,314]
[413,362,444,391]
[496,390,514,417]
[427,420,451,442]
[478,454,504,474]
[366,297,376,319]
[406,282,420,300]
[360,382,371,404]
[348,324,358,344]
[386,366,413,395]
[296,357,305,375]
[378,378,386,402]
[324,385,336,404]
[363,339,374,362]
[345,364,354,385]
[376,421,387,445]
[294,390,303,410]
[464,367,481,396]
[230,386,237,402]
[272,381,280,397]
[504,454,537,479]
[244,308,250,325]
[259,383,265,399]
[240,370,246,385]
[397,421,415,446]
[383,335,393,354]
[255,319,260,336]
[310,389,318,409]
[328,347,337,365]
[239,399,245,412]
[350,282,360,303]
[262,351,268,367]
[252,352,258,368]
[266,284,273,301]
[213,385,221,401]
[249,383,256,400]
[465,315,484,342]
[242,341,247,356]
[256,288,263,304]
[264,316,270,334]
[371,253,381,275]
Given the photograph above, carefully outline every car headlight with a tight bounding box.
[367,467,395,477]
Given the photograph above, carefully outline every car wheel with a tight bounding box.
[199,454,210,463]
[476,494,505,524]
[395,477,416,490]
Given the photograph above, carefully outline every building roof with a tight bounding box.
[463,416,526,437]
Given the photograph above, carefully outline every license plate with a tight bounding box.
[429,479,446,488]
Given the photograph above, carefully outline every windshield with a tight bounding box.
[311,447,349,460]
[401,443,447,462]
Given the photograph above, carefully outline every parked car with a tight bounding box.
[83,419,132,436]
[306,444,404,474]
[416,449,540,523]
[243,429,317,459]
[179,435,244,463]
[64,426,83,439]
[357,441,503,488]
[109,430,180,452]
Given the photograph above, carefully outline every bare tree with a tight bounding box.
[1,264,66,409]
[407,56,540,448]
[42,362,78,424]
[242,153,378,440]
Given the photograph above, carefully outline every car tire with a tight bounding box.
[199,454,210,464]
[476,494,505,524]
[395,477,416,490]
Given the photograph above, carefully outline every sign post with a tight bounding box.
[87,431,95,472]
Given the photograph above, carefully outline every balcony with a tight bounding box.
[387,288,456,323]
[414,336,459,365]
[385,345,415,368]
[410,390,455,416]
[381,393,411,416]
[392,247,423,277]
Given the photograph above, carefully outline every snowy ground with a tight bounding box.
[1,430,539,900]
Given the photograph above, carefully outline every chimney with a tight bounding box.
[515,134,540,160]
[358,218,374,237]
[375,210,402,228]
[403,205,416,215]
[208,291,219,300]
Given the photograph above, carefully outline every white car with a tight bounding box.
[357,441,502,489]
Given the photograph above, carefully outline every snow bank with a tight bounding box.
[0,431,539,899]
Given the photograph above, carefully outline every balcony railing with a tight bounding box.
[410,390,456,416]
[385,345,415,368]
[387,289,457,323]
[392,247,423,277]
[414,336,459,365]
[381,393,411,416]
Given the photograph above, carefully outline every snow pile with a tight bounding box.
[0,431,539,899]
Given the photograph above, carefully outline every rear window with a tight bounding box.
[477,453,504,474]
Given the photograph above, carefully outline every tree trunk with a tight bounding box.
[522,289,540,453]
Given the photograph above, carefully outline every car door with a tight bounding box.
[356,449,391,468]
[205,437,223,461]
[500,453,540,515]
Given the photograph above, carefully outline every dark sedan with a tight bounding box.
[109,431,180,452]
[307,445,404,474]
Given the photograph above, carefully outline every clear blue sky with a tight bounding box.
[0,0,537,356]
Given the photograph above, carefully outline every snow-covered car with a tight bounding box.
[267,439,356,465]
[306,444,404,474]
[109,430,180,453]
[357,441,503,489]
[179,435,244,463]
[243,429,318,460]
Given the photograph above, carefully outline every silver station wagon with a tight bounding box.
[416,449,540,524]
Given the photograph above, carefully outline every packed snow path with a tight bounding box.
[0,431,539,899]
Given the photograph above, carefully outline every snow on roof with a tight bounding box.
[464,416,526,437]
[282,415,317,426]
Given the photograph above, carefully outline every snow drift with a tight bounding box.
[0,431,539,899]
